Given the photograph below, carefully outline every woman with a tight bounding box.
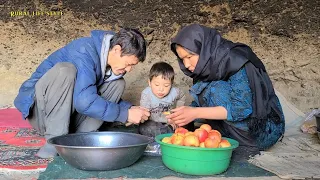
[167,24,285,151]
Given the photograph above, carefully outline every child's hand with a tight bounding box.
[166,106,197,127]
[163,111,177,130]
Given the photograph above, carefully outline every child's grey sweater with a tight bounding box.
[140,86,186,123]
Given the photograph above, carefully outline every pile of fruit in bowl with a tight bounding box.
[155,124,239,175]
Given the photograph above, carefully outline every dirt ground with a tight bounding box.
[0,0,319,112]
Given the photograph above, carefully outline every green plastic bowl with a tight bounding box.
[155,133,239,175]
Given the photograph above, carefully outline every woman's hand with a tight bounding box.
[166,106,198,127]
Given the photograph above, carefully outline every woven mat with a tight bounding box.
[38,146,274,180]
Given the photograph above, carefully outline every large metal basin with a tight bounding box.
[48,132,150,171]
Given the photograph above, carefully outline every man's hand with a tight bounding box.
[127,106,150,125]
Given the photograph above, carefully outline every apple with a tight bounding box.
[171,133,184,145]
[208,130,222,142]
[163,111,171,115]
[199,142,205,148]
[183,135,200,147]
[161,137,172,144]
[194,128,208,143]
[185,132,195,136]
[200,124,212,132]
[175,127,189,134]
[204,138,219,148]
[219,139,231,148]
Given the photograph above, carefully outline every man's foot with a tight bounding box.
[36,143,58,158]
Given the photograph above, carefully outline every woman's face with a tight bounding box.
[175,45,199,72]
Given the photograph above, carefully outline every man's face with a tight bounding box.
[108,45,139,75]
[148,75,172,99]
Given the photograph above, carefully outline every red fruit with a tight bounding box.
[199,142,205,148]
[219,139,231,148]
[171,133,184,145]
[200,124,212,132]
[184,132,195,136]
[204,138,219,148]
[174,127,189,134]
[208,130,222,143]
[183,135,200,147]
[194,128,209,143]
[161,137,172,144]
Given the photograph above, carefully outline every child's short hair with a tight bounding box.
[149,62,175,82]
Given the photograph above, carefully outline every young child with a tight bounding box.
[139,62,186,138]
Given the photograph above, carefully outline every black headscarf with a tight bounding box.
[171,24,282,121]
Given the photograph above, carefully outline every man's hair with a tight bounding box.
[149,62,175,82]
[110,28,146,62]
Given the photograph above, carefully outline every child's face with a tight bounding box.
[149,75,172,99]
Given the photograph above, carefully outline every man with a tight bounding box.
[14,28,150,158]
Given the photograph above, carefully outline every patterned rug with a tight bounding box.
[0,108,53,171]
